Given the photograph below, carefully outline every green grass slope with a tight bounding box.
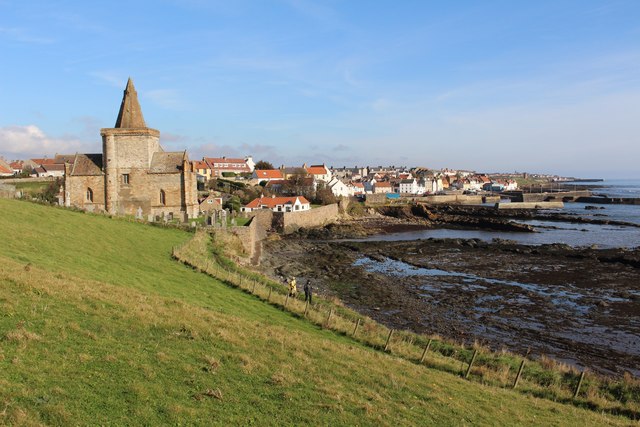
[0,199,630,425]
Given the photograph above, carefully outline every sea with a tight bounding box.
[359,178,640,248]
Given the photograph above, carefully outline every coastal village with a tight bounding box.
[3,1,640,424]
[0,80,542,222]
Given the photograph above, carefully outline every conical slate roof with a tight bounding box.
[114,78,147,128]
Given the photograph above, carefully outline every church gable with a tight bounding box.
[70,153,103,176]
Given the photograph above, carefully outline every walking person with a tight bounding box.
[289,276,297,297]
[304,281,312,304]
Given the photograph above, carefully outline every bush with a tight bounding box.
[347,201,365,216]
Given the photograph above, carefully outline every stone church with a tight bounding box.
[64,78,198,220]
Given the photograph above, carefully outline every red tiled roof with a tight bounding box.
[205,157,246,164]
[9,161,23,169]
[245,196,309,208]
[192,160,209,169]
[306,165,328,175]
[0,164,12,174]
[204,157,250,172]
[31,158,56,165]
[254,169,283,179]
[375,181,392,187]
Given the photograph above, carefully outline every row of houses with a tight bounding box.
[247,163,519,199]
[0,156,74,178]
[192,156,256,180]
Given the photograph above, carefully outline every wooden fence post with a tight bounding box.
[252,280,257,293]
[325,309,333,327]
[384,329,395,352]
[267,287,272,302]
[465,349,478,379]
[420,339,433,363]
[284,293,290,307]
[352,318,361,337]
[574,370,585,398]
[513,359,526,389]
[304,300,309,317]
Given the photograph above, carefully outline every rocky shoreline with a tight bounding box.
[257,207,640,376]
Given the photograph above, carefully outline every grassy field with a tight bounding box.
[11,180,52,196]
[0,198,634,425]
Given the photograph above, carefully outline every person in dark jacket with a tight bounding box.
[303,281,312,304]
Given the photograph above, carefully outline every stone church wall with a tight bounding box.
[65,175,106,212]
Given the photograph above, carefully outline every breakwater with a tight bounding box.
[576,196,640,205]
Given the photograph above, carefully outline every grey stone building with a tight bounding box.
[64,78,198,220]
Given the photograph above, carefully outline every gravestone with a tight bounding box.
[136,207,143,220]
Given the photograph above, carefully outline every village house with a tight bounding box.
[198,194,223,213]
[36,163,65,177]
[423,175,444,193]
[351,182,364,195]
[0,158,13,176]
[330,166,368,181]
[399,178,418,194]
[279,166,304,179]
[9,161,23,175]
[306,164,332,182]
[192,160,212,181]
[241,195,310,213]
[363,178,376,193]
[204,156,255,177]
[326,176,353,197]
[64,78,198,219]
[253,169,284,183]
[373,181,393,194]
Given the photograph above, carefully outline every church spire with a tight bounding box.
[114,77,147,128]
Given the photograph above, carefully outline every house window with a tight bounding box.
[86,188,93,202]
[122,174,130,184]
[160,190,166,206]
[295,205,300,211]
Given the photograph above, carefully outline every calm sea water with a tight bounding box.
[357,179,640,248]
[571,178,640,199]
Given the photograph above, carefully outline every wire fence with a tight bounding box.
[172,232,640,421]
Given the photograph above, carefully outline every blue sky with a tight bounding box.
[1,0,639,178]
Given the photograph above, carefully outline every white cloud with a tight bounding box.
[0,125,94,159]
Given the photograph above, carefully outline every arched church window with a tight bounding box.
[86,188,93,202]
[160,190,166,206]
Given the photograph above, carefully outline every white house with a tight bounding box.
[241,195,311,213]
[306,164,332,182]
[252,169,284,182]
[399,179,417,194]
[327,177,353,197]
